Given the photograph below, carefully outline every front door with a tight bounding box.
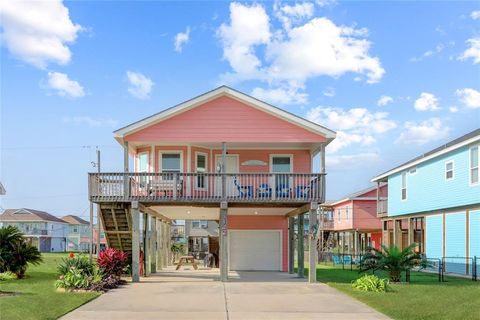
[215,155,238,196]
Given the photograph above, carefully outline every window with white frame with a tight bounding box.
[445,161,454,181]
[161,153,181,173]
[337,209,341,221]
[346,207,349,220]
[196,153,207,189]
[192,220,208,229]
[138,153,149,172]
[471,146,479,185]
[401,171,407,200]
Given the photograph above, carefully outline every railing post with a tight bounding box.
[221,142,227,201]
[173,173,178,200]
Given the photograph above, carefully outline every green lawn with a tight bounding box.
[309,264,480,320]
[0,253,100,320]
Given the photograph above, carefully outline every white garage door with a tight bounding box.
[229,230,282,271]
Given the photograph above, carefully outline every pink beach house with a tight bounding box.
[319,185,387,255]
[89,86,336,282]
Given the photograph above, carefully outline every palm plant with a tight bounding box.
[0,226,42,278]
[360,243,427,282]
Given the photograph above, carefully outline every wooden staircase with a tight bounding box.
[99,203,132,256]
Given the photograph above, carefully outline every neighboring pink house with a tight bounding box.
[320,185,387,254]
[89,86,336,282]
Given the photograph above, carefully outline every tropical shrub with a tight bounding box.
[0,271,16,281]
[55,253,102,290]
[171,242,185,263]
[97,248,128,277]
[352,274,390,293]
[360,244,429,282]
[0,226,42,278]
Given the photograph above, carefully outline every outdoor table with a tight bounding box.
[176,256,198,270]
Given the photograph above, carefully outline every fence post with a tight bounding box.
[406,269,410,283]
[475,256,477,281]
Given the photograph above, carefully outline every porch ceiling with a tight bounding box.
[149,206,297,220]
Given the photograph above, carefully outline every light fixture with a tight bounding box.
[254,211,258,215]
[187,210,191,214]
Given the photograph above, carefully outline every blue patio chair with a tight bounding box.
[332,255,343,265]
[296,185,309,198]
[233,177,253,197]
[343,255,352,265]
[276,184,291,197]
[257,183,272,198]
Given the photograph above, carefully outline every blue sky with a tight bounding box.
[1,1,479,219]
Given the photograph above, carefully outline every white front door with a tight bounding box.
[215,155,239,196]
[229,230,282,271]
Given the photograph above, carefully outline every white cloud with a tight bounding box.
[251,85,307,105]
[0,0,82,68]
[409,42,454,62]
[377,95,393,106]
[327,152,380,169]
[217,2,270,78]
[396,118,450,145]
[174,26,190,52]
[456,88,480,109]
[126,71,154,99]
[322,87,335,97]
[414,92,440,111]
[63,116,118,127]
[217,3,384,102]
[471,11,480,20]
[46,72,84,98]
[315,0,337,7]
[274,2,314,30]
[306,106,396,153]
[459,38,480,64]
[449,106,459,113]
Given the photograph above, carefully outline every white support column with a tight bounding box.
[219,201,228,282]
[144,214,150,277]
[123,142,130,199]
[308,203,318,283]
[131,202,140,282]
[151,217,157,273]
[167,222,172,266]
[162,222,167,267]
[288,217,295,274]
[156,218,162,270]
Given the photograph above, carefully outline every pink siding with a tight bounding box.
[332,201,354,230]
[212,149,311,173]
[352,200,382,230]
[125,96,327,143]
[228,215,288,272]
[359,184,387,198]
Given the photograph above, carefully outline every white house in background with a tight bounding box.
[0,208,68,252]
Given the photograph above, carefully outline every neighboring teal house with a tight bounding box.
[372,129,480,275]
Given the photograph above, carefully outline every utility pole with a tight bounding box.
[89,146,101,262]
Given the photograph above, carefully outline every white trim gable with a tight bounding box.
[114,86,336,142]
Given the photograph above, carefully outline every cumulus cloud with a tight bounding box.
[174,26,190,52]
[126,71,154,99]
[414,92,440,111]
[46,72,84,98]
[377,95,393,106]
[217,2,384,103]
[459,38,480,64]
[396,118,450,145]
[327,152,380,169]
[456,88,480,109]
[306,106,396,153]
[0,0,82,68]
[471,11,480,20]
[63,116,118,127]
[251,85,307,105]
[449,106,459,113]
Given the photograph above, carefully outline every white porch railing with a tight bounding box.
[88,172,326,203]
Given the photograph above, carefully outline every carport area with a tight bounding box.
[61,268,388,320]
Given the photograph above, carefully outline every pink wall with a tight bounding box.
[352,200,382,230]
[228,215,288,272]
[332,201,354,231]
[360,185,387,198]
[125,96,327,143]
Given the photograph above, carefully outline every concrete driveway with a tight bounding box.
[61,268,388,320]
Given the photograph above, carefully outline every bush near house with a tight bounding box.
[0,226,42,279]
[352,274,390,292]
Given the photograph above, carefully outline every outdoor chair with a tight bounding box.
[233,177,253,197]
[257,183,272,198]
[343,255,352,265]
[332,255,343,265]
[276,183,291,197]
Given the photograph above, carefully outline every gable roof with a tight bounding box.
[328,185,385,206]
[114,86,336,144]
[61,215,89,225]
[0,208,67,223]
[372,128,480,182]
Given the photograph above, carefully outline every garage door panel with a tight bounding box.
[229,230,281,271]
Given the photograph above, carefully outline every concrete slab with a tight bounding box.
[61,268,389,320]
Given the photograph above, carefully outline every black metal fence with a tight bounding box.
[318,252,478,282]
